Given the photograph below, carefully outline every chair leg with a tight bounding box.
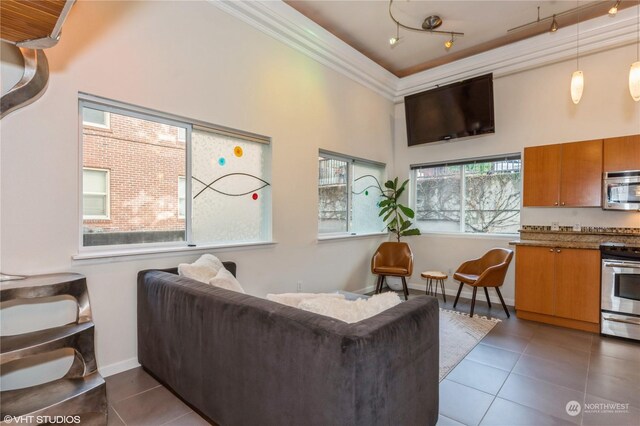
[495,287,510,318]
[470,287,478,318]
[453,282,464,308]
[440,279,447,303]
[400,276,409,301]
[375,275,382,294]
[483,287,492,307]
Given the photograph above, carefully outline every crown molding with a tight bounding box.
[210,0,398,100]
[210,1,639,102]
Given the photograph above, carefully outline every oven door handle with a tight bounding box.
[603,261,640,269]
[602,314,640,326]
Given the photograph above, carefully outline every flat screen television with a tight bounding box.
[404,73,495,146]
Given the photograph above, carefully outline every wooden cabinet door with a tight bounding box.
[554,248,601,323]
[603,135,640,172]
[560,139,603,207]
[515,246,555,315]
[523,145,561,207]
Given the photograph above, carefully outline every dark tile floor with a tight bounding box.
[105,291,640,425]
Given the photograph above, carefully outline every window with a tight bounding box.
[82,107,110,128]
[80,96,271,249]
[177,127,186,142]
[178,177,186,218]
[318,151,385,235]
[83,168,109,219]
[412,155,521,234]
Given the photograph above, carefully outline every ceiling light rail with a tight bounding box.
[508,1,612,33]
[388,0,464,48]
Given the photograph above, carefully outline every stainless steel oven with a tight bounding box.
[602,170,640,211]
[601,243,640,341]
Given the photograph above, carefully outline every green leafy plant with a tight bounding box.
[378,178,421,242]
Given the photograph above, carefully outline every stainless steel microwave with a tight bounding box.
[603,170,640,211]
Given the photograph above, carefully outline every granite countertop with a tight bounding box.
[509,240,601,250]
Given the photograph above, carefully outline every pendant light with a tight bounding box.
[630,1,640,102]
[571,1,584,104]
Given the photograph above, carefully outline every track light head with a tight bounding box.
[608,0,621,16]
[550,15,559,32]
[444,34,454,50]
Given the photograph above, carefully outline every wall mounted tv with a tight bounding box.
[404,73,495,146]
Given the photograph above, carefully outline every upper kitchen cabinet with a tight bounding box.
[523,144,562,207]
[603,135,640,172]
[523,139,602,207]
[559,140,603,207]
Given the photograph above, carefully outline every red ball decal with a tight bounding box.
[252,193,258,200]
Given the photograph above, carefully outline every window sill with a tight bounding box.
[317,232,388,242]
[73,241,277,261]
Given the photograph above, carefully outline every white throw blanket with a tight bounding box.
[267,292,402,323]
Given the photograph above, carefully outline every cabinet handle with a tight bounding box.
[556,249,561,253]
[554,202,558,206]
[549,249,554,252]
[561,202,565,206]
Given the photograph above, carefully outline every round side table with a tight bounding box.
[421,271,447,302]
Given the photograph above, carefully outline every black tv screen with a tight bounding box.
[404,73,495,146]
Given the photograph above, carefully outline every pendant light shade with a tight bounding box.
[570,1,583,104]
[630,61,640,102]
[571,71,584,104]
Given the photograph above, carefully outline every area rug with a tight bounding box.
[439,308,500,381]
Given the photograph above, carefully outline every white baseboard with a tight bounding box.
[99,357,140,377]
[351,285,376,295]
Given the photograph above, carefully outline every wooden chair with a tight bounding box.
[453,248,514,317]
[371,242,413,301]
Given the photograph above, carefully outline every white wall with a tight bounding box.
[0,1,394,377]
[394,43,640,304]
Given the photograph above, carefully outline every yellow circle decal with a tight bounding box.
[234,146,243,157]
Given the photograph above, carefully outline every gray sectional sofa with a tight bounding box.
[137,264,439,426]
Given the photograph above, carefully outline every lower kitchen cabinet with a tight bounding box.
[515,245,600,332]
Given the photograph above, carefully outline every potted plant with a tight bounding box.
[378,178,421,241]
[375,178,421,292]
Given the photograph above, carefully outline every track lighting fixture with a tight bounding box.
[444,34,454,50]
[389,22,401,46]
[388,0,463,49]
[550,15,559,32]
[609,0,621,16]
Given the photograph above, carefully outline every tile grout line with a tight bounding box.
[111,383,163,405]
[158,410,196,426]
[110,404,127,426]
[476,319,532,425]
[580,335,593,426]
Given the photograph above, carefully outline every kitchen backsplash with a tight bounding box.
[521,225,640,235]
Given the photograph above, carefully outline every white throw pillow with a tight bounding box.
[298,292,401,323]
[209,266,245,293]
[266,292,345,308]
[178,254,224,283]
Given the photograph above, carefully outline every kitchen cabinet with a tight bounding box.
[523,139,602,207]
[522,144,561,207]
[603,135,640,172]
[515,245,600,332]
